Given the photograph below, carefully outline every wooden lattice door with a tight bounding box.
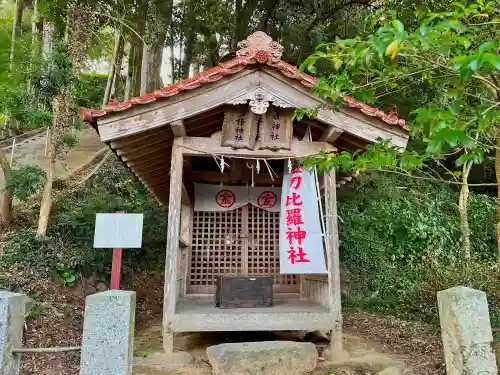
[188,205,298,294]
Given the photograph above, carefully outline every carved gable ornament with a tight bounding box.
[225,33,294,114]
[221,106,293,151]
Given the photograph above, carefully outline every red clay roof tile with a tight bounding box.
[79,32,406,129]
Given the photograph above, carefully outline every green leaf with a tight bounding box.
[483,54,500,70]
[478,41,497,52]
[468,57,479,71]
[419,22,428,36]
[392,20,404,33]
[336,38,357,47]
[451,2,466,10]
[55,263,65,271]
[456,153,471,166]
[64,274,76,284]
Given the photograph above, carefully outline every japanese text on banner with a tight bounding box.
[280,168,327,274]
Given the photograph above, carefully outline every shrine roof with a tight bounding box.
[79,32,406,129]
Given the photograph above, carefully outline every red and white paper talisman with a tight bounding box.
[249,186,281,212]
[194,184,249,211]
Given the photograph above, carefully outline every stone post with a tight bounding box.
[79,291,136,375]
[437,286,498,375]
[0,291,31,375]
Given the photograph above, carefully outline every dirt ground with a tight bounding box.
[13,266,447,375]
[133,312,445,375]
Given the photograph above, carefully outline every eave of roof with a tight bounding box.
[79,32,407,129]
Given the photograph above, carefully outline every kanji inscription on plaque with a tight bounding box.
[259,107,293,150]
[221,106,259,150]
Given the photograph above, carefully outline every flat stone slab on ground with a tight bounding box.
[207,341,318,375]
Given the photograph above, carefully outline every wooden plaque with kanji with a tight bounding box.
[258,107,293,150]
[221,106,259,150]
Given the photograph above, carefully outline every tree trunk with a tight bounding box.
[36,138,55,236]
[458,160,473,262]
[124,43,133,100]
[29,0,41,97]
[181,30,195,78]
[496,126,500,268]
[132,39,144,97]
[0,149,13,225]
[232,0,242,50]
[169,42,175,84]
[148,32,166,90]
[103,30,123,106]
[111,38,125,97]
[140,42,150,96]
[180,0,195,79]
[37,5,91,237]
[31,0,41,45]
[43,21,54,55]
[10,0,25,68]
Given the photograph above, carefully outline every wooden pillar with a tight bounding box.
[162,138,183,353]
[324,170,342,353]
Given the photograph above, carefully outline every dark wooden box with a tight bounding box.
[215,276,273,309]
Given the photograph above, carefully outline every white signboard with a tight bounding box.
[93,213,144,248]
[279,168,327,274]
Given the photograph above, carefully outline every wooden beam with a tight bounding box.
[324,170,343,354]
[130,159,168,174]
[190,170,282,184]
[181,184,191,204]
[170,120,186,137]
[110,126,172,149]
[126,153,170,168]
[320,125,344,143]
[163,138,183,354]
[121,146,170,162]
[180,133,334,158]
[116,137,170,156]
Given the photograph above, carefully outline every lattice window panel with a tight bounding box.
[189,205,298,294]
[247,204,297,290]
[189,208,244,291]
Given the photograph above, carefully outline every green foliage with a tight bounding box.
[301,1,500,177]
[7,165,46,201]
[1,159,167,284]
[61,133,78,148]
[74,73,107,108]
[55,263,78,285]
[339,172,499,325]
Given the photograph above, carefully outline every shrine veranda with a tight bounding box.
[81,32,409,355]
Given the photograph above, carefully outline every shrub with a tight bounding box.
[339,172,499,326]
[1,159,167,289]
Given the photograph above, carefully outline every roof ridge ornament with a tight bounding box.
[236,31,284,64]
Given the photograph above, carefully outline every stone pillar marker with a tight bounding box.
[79,291,136,375]
[437,286,498,375]
[0,291,31,375]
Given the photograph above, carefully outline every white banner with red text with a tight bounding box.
[279,168,327,274]
[194,184,281,212]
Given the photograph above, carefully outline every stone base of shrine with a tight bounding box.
[170,297,334,332]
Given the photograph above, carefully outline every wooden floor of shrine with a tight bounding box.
[171,297,334,332]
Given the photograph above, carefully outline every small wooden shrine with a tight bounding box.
[81,32,409,354]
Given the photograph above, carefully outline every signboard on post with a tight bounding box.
[94,213,144,290]
[94,213,144,248]
[279,168,327,274]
